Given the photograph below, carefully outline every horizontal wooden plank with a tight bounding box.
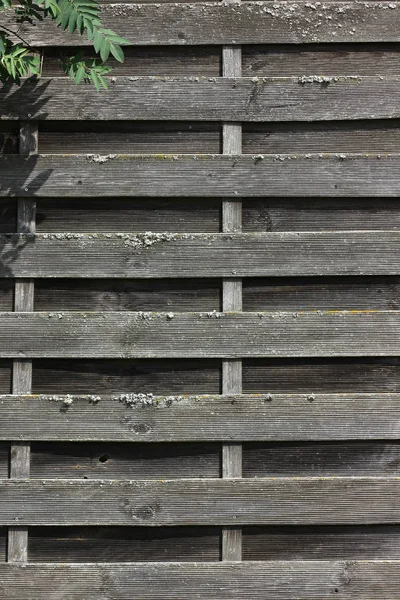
[36,198,221,233]
[38,120,400,156]
[0,361,11,394]
[6,2,400,46]
[38,121,221,153]
[1,232,399,278]
[243,276,400,311]
[31,442,220,477]
[34,276,399,312]
[2,393,400,441]
[0,444,8,478]
[0,201,16,232]
[29,524,400,563]
[0,311,398,358]
[244,525,400,560]
[35,279,220,311]
[2,477,400,525]
[42,46,221,77]
[32,359,221,395]
[3,561,400,599]
[243,357,400,393]
[243,441,400,476]
[243,198,400,231]
[29,526,221,562]
[4,76,400,121]
[5,154,400,197]
[243,120,400,154]
[242,43,400,77]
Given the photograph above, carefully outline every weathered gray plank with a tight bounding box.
[0,125,17,154]
[244,525,400,560]
[5,2,400,46]
[0,362,11,394]
[221,35,243,564]
[243,276,400,311]
[35,279,221,311]
[243,199,400,231]
[242,44,400,77]
[1,561,400,599]
[38,122,221,153]
[31,442,220,478]
[9,121,36,565]
[29,526,220,562]
[3,561,400,599]
[0,445,8,478]
[0,202,15,233]
[2,478,400,524]
[2,393,400,441]
[1,232,400,278]
[5,154,400,197]
[36,199,221,233]
[42,46,221,77]
[243,120,400,154]
[243,441,400,476]
[5,76,400,121]
[0,311,398,358]
[32,359,221,395]
[243,357,400,393]
[0,528,5,562]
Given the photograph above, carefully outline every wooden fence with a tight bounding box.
[1,1,400,598]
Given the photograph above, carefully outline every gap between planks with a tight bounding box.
[222,41,242,562]
[8,122,37,563]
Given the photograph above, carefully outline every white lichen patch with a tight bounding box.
[44,394,101,405]
[86,154,117,163]
[206,310,224,319]
[298,75,360,84]
[116,232,178,250]
[114,393,195,408]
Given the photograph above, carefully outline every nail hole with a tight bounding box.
[99,454,109,463]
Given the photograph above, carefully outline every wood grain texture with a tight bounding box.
[243,199,400,231]
[244,525,400,560]
[0,529,5,562]
[42,46,221,77]
[243,358,400,393]
[34,279,220,312]
[243,441,400,476]
[30,442,220,478]
[2,478,400,525]
[242,44,400,77]
[0,202,16,233]
[243,277,400,311]
[32,359,221,395]
[0,311,398,358]
[9,121,36,565]
[1,232,399,278]
[0,445,8,478]
[221,38,243,563]
[0,362,11,394]
[1,393,400,441]
[6,2,400,46]
[5,77,400,121]
[36,199,221,233]
[243,120,400,154]
[29,526,221,562]
[1,561,400,599]
[5,154,400,197]
[38,122,221,154]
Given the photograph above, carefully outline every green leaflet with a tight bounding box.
[0,0,129,87]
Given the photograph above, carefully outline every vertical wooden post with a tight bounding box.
[8,121,38,563]
[221,41,242,560]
